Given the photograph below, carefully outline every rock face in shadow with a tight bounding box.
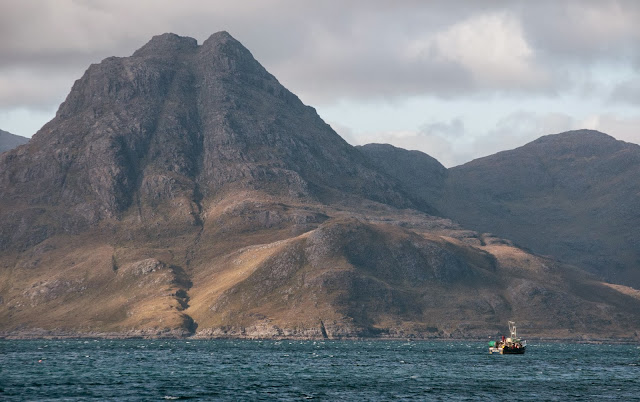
[0,129,28,153]
[1,33,639,340]
[439,130,640,287]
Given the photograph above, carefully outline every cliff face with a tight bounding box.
[1,33,639,340]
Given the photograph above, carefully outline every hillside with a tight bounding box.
[360,130,640,288]
[437,130,640,287]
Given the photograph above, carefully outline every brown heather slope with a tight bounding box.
[1,33,639,340]
[3,196,639,340]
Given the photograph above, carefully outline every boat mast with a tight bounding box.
[508,321,517,339]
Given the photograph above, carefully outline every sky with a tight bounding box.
[1,0,639,167]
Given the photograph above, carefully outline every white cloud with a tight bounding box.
[408,12,548,90]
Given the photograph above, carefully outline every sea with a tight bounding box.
[1,339,639,401]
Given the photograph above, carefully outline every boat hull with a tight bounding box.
[501,346,525,354]
[488,346,526,354]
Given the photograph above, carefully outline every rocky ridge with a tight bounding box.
[362,130,640,287]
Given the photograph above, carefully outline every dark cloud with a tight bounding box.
[1,0,639,149]
[519,0,640,62]
[6,0,636,108]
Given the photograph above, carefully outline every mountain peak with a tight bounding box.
[1,30,412,249]
[533,129,616,145]
[197,30,260,75]
[524,129,628,159]
[132,33,198,57]
[202,30,235,44]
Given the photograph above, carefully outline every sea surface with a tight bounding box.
[1,339,639,401]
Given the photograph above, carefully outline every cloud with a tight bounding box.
[350,112,581,167]
[0,67,79,109]
[0,0,596,110]
[520,0,640,62]
[421,118,465,140]
[407,12,548,91]
[610,79,640,105]
[1,1,638,104]
[1,0,639,149]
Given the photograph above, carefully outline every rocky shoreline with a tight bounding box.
[2,328,638,344]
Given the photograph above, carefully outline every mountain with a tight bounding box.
[439,130,640,287]
[0,129,28,153]
[1,33,639,340]
[362,130,640,288]
[0,32,409,252]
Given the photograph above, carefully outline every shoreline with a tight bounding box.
[2,331,638,345]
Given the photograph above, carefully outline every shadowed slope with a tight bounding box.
[439,130,640,286]
[362,130,640,288]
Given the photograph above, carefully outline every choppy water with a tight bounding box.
[1,339,639,400]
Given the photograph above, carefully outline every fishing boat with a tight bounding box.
[489,321,526,354]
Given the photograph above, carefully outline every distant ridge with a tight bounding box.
[365,129,640,287]
[0,129,28,153]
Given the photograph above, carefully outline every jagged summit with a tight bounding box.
[132,33,199,57]
[201,30,237,46]
[0,31,410,250]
